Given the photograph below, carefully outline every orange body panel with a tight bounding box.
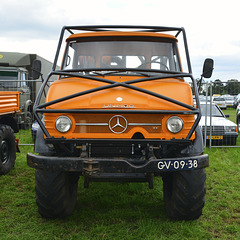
[0,91,20,115]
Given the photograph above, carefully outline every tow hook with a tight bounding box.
[83,159,99,188]
[83,159,99,174]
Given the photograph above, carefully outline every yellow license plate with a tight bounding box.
[207,135,223,140]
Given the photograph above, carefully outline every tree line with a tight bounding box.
[198,79,240,96]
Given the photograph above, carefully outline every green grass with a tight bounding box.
[0,144,239,240]
[222,107,237,123]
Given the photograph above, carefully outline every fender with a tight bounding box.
[181,125,204,156]
[0,116,19,133]
[34,127,55,155]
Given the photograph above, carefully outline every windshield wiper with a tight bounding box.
[80,70,151,77]
[100,70,151,77]
[86,71,105,77]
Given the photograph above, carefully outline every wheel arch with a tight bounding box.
[0,116,19,133]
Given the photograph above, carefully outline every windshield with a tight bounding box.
[0,70,18,87]
[63,40,181,73]
[200,104,223,117]
[213,97,225,101]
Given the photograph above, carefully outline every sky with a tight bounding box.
[1,0,240,81]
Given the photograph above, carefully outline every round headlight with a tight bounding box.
[167,116,183,133]
[55,116,72,133]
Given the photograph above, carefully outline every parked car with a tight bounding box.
[199,95,211,103]
[222,95,234,108]
[236,104,240,133]
[233,94,240,109]
[199,103,238,145]
[212,97,227,109]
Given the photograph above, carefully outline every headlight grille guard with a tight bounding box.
[33,71,202,140]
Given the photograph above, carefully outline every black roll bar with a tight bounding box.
[52,25,192,73]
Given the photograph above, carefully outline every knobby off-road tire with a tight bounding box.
[0,125,16,175]
[35,170,79,218]
[162,169,206,220]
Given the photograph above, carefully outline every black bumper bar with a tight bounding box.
[27,153,209,173]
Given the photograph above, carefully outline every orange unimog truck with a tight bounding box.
[27,26,214,220]
[0,91,20,175]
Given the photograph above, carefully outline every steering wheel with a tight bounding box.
[138,60,169,70]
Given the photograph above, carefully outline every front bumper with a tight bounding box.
[27,153,209,173]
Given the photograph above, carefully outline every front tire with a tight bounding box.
[162,169,206,220]
[0,125,16,175]
[35,170,79,218]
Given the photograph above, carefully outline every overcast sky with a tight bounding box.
[1,0,240,81]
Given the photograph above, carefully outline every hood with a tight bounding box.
[199,116,237,127]
[46,76,194,111]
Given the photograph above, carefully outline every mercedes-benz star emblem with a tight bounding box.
[109,115,128,134]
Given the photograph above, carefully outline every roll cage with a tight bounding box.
[33,26,201,141]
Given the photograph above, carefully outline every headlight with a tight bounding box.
[167,116,183,133]
[55,116,72,133]
[224,126,236,133]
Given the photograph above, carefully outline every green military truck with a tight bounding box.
[0,52,54,129]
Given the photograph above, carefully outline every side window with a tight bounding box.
[64,45,75,69]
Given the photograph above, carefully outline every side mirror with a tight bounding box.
[202,58,214,79]
[32,59,42,79]
[198,58,214,92]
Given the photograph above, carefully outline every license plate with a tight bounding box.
[207,135,223,140]
[157,159,198,171]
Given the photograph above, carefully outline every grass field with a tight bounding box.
[0,146,239,240]
[0,108,239,239]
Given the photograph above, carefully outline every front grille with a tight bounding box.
[201,126,224,135]
[44,113,196,140]
[73,114,162,134]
